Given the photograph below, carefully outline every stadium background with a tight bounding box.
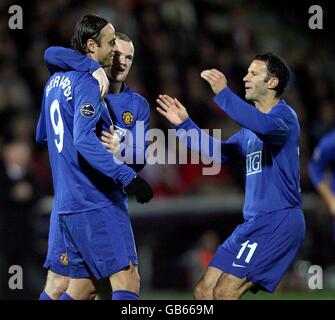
[0,0,335,299]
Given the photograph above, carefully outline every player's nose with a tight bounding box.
[118,55,126,65]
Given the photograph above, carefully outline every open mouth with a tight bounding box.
[113,66,126,72]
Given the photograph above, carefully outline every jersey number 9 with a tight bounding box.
[50,99,64,153]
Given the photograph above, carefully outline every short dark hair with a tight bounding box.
[71,14,109,54]
[115,32,132,43]
[254,52,290,97]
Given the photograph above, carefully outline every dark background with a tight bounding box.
[0,0,334,299]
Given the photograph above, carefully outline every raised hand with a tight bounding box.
[92,67,110,98]
[200,69,227,95]
[156,94,189,125]
[100,125,120,155]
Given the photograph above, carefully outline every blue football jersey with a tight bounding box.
[106,84,150,171]
[176,87,302,220]
[36,71,136,214]
[44,46,150,172]
[308,128,335,193]
[44,46,101,75]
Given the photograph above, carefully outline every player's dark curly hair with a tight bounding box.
[255,52,290,97]
[71,14,109,54]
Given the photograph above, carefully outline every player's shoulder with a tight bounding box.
[124,85,149,106]
[274,99,295,115]
[273,100,299,123]
[55,71,98,94]
[69,72,100,99]
[44,71,78,95]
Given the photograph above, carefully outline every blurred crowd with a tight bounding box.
[0,0,335,297]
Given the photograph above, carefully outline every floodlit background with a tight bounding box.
[0,0,334,299]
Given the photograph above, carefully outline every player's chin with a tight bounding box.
[105,57,114,67]
[245,91,254,101]
[116,73,126,82]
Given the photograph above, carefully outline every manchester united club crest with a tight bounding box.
[60,252,69,265]
[122,111,134,125]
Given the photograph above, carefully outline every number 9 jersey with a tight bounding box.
[36,71,136,215]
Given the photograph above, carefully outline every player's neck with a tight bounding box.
[255,95,280,113]
[87,53,99,64]
[109,81,123,94]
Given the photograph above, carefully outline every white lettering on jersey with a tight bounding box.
[46,76,72,101]
[246,151,262,176]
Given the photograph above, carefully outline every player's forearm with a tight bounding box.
[44,46,101,74]
[115,144,147,172]
[214,87,289,139]
[128,163,146,172]
[174,118,229,164]
[74,131,136,187]
[113,150,146,172]
[129,146,147,171]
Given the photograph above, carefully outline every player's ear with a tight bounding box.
[86,38,97,53]
[268,77,279,90]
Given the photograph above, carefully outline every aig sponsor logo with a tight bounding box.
[246,151,262,176]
